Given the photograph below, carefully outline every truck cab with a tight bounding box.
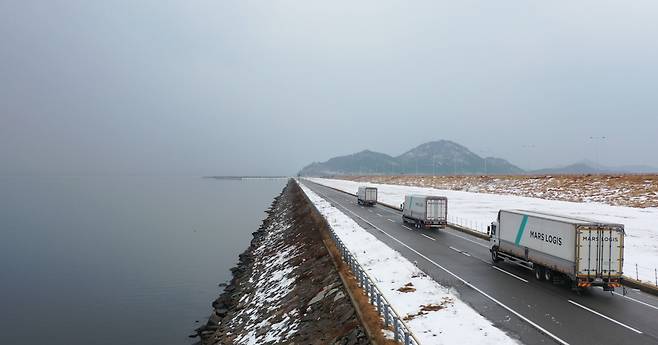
[489,220,500,261]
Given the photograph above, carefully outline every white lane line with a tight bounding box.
[443,230,489,248]
[312,189,570,345]
[492,266,528,283]
[462,252,471,257]
[376,213,383,217]
[387,219,396,223]
[368,209,373,213]
[613,292,658,311]
[449,246,462,252]
[421,234,436,241]
[567,300,642,334]
[403,225,414,231]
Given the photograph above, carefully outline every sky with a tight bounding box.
[1,0,657,175]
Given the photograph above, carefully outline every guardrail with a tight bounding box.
[299,180,420,345]
[327,225,420,345]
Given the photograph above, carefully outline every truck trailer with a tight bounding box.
[489,209,624,291]
[402,195,448,229]
[357,186,378,206]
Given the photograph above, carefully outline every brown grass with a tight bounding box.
[339,174,658,208]
[397,283,416,293]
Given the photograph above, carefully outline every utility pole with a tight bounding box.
[589,136,607,172]
[433,156,436,176]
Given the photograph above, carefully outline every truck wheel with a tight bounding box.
[491,249,500,263]
[544,269,553,282]
[534,265,544,281]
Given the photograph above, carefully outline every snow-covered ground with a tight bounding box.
[309,178,658,284]
[300,182,520,345]
[230,208,300,345]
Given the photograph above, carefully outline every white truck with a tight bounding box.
[489,209,624,291]
[357,186,378,206]
[401,195,448,229]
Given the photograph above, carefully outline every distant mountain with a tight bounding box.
[531,163,607,175]
[299,150,399,176]
[298,140,523,176]
[531,161,658,174]
[613,165,658,174]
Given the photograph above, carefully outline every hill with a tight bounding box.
[299,140,523,176]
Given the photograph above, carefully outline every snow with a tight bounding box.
[300,182,520,345]
[230,207,300,345]
[309,178,658,283]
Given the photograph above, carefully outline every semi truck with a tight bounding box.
[357,186,378,206]
[401,195,448,229]
[489,209,624,291]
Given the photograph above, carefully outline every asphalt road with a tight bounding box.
[304,180,658,345]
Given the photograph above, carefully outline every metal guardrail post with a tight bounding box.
[376,291,382,314]
[383,304,389,327]
[405,332,411,345]
[394,317,399,341]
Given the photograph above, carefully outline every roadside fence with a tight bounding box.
[633,263,658,286]
[447,215,489,234]
[327,227,421,345]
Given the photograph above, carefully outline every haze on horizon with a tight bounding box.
[2,1,657,176]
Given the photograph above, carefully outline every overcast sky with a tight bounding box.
[2,1,657,175]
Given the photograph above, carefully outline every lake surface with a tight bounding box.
[0,176,287,345]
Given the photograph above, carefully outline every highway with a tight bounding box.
[304,180,658,345]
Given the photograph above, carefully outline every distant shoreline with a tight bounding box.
[205,176,289,180]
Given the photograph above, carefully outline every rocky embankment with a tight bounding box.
[192,180,369,345]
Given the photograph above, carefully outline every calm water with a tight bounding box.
[0,176,287,345]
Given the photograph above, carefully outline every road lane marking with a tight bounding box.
[612,292,658,311]
[567,300,642,334]
[387,219,396,223]
[462,252,471,257]
[421,234,436,241]
[376,213,383,217]
[309,187,570,345]
[443,230,490,248]
[449,246,462,252]
[403,225,414,231]
[368,209,373,213]
[492,266,528,283]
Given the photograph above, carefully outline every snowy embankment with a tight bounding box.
[309,178,658,284]
[230,209,300,344]
[300,182,519,345]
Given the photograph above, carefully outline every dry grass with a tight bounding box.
[397,283,416,293]
[403,297,454,321]
[339,174,658,208]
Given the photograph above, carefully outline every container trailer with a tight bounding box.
[489,209,624,291]
[402,195,448,229]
